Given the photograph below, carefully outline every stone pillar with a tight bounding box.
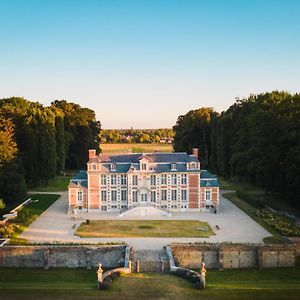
[43,250,50,270]
[86,250,92,270]
[218,248,224,270]
[136,261,140,273]
[257,247,263,270]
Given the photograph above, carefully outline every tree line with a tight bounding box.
[101,128,174,144]
[0,98,101,208]
[173,91,300,209]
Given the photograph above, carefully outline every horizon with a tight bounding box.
[0,0,299,128]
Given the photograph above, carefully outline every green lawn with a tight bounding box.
[30,175,73,192]
[101,143,173,154]
[76,220,214,238]
[4,194,60,244]
[0,267,299,299]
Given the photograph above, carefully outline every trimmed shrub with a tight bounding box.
[237,190,263,208]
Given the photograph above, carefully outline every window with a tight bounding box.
[101,175,107,185]
[101,190,107,202]
[141,194,147,202]
[181,190,187,202]
[132,191,138,202]
[150,175,156,186]
[111,190,117,202]
[171,190,177,201]
[161,190,167,201]
[151,191,156,202]
[141,163,147,171]
[181,174,187,185]
[92,164,96,170]
[111,174,117,185]
[101,206,107,211]
[121,190,127,201]
[171,174,177,185]
[171,163,177,171]
[132,175,138,186]
[205,190,211,201]
[121,174,127,185]
[161,174,167,185]
[77,191,83,202]
[110,164,116,171]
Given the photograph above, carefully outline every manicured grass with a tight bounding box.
[0,267,299,299]
[30,175,73,192]
[101,143,173,154]
[76,220,214,238]
[6,194,60,244]
[223,192,284,244]
[219,177,263,192]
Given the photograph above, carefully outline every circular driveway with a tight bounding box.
[20,191,271,249]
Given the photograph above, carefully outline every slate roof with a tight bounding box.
[69,170,88,188]
[200,170,220,187]
[96,152,198,163]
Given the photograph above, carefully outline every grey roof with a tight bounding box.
[98,152,198,163]
[70,171,87,188]
[200,170,220,187]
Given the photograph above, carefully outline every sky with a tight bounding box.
[0,0,299,128]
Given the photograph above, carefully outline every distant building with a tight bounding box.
[68,148,220,213]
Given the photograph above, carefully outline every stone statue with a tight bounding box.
[201,262,207,288]
[97,263,103,286]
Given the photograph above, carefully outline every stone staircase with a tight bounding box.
[131,248,170,273]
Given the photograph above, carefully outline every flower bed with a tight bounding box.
[256,209,300,236]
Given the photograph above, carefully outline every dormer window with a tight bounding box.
[110,164,116,171]
[171,163,177,171]
[141,163,147,171]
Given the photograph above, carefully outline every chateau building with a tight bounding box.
[68,149,220,213]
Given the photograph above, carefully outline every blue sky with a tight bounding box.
[0,0,299,128]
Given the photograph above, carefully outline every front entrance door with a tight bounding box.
[141,193,148,203]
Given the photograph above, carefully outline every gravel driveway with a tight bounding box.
[20,191,271,250]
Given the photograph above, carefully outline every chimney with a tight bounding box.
[192,148,199,160]
[89,149,96,159]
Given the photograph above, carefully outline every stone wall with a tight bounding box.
[0,245,126,269]
[171,244,300,269]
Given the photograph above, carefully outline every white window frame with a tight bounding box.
[151,191,156,202]
[161,190,167,201]
[150,175,156,186]
[111,190,117,202]
[121,190,127,201]
[121,174,127,185]
[101,175,107,185]
[111,174,117,185]
[171,190,177,201]
[77,190,83,203]
[132,191,138,202]
[101,190,107,202]
[171,174,177,185]
[181,174,187,185]
[171,163,177,171]
[132,175,138,186]
[161,174,167,185]
[181,189,187,202]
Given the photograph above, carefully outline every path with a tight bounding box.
[20,191,271,249]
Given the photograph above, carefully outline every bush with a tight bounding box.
[0,224,21,238]
[237,190,264,208]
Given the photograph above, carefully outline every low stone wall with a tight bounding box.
[0,245,126,269]
[171,244,300,269]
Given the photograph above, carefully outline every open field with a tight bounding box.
[0,267,300,300]
[30,175,73,192]
[76,220,214,238]
[101,143,173,154]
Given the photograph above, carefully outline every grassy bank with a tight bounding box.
[1,194,60,244]
[101,143,173,154]
[30,175,72,192]
[76,220,214,238]
[0,267,299,299]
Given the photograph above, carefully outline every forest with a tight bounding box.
[100,128,174,144]
[0,98,101,208]
[173,91,300,209]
